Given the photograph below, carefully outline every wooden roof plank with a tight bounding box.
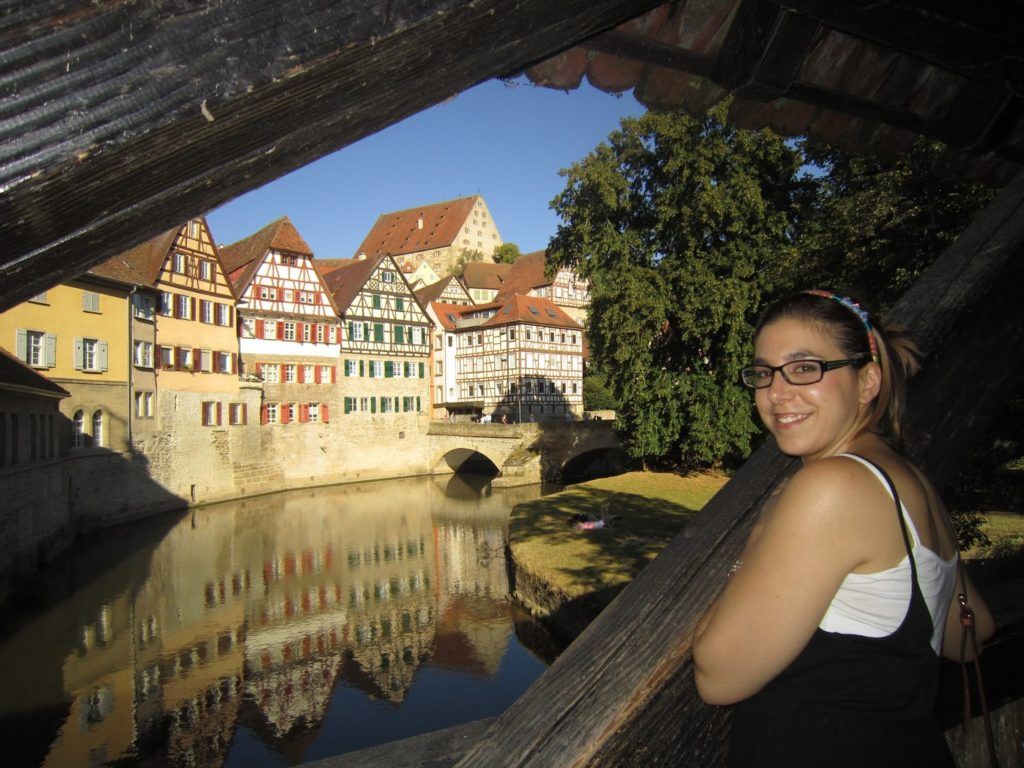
[0,0,666,312]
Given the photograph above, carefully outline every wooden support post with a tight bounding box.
[450,171,1024,767]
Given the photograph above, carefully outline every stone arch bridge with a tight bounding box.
[427,420,623,486]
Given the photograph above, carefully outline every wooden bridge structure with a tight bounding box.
[3,2,1023,766]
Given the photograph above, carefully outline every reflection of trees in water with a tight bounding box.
[0,476,551,767]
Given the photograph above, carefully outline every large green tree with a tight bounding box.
[493,242,521,264]
[795,139,995,310]
[549,105,808,468]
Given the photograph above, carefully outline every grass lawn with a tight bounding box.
[509,471,728,606]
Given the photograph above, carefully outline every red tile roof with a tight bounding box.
[321,254,389,314]
[429,301,470,331]
[460,262,511,291]
[482,295,583,331]
[89,226,181,286]
[414,276,460,306]
[220,216,313,295]
[0,347,69,398]
[353,195,479,258]
[495,249,551,299]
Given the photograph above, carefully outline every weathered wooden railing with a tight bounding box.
[304,171,1024,768]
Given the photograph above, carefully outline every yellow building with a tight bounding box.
[0,276,134,451]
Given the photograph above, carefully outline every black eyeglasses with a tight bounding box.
[740,357,870,389]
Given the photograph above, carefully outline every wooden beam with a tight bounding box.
[772,1,1024,85]
[0,0,665,311]
[452,169,1024,766]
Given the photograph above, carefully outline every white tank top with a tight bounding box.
[818,454,959,654]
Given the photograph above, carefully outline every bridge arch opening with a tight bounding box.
[437,448,501,478]
[560,447,625,483]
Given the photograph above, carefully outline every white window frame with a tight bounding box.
[262,364,280,383]
[134,340,154,368]
[262,320,276,340]
[284,364,297,383]
[283,322,296,341]
[308,403,320,423]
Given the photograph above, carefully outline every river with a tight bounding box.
[0,474,557,767]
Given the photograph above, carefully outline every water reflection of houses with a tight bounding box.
[1,477,542,766]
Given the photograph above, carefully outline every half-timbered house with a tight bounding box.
[440,295,584,422]
[354,195,504,278]
[422,301,466,419]
[115,217,246,436]
[220,217,341,428]
[321,254,430,423]
[495,250,591,325]
[413,276,474,308]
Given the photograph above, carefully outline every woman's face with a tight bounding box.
[753,317,876,462]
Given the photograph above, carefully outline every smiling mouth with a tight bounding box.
[774,413,810,426]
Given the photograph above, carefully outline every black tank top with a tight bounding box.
[727,457,955,767]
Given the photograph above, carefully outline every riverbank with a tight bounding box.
[507,470,728,643]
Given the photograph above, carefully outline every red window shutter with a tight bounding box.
[314,366,321,384]
[175,347,184,370]
[296,322,304,339]
[255,319,265,337]
[230,354,237,374]
[276,323,284,340]
[281,404,291,424]
[190,297,196,318]
[299,404,308,423]
[261,404,269,424]
[172,295,181,319]
[297,365,305,383]
[228,306,234,326]
[331,366,336,383]
[279,364,285,381]
[242,403,248,424]
[321,403,329,423]
[202,403,210,426]
[193,347,200,369]
[255,362,263,377]
[216,402,222,426]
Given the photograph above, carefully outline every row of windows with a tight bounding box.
[160,346,236,374]
[256,284,322,304]
[458,353,582,374]
[343,396,421,414]
[242,318,339,343]
[202,402,248,426]
[255,362,335,384]
[460,380,579,398]
[347,321,427,346]
[159,292,233,325]
[0,411,58,466]
[14,330,108,372]
[369,294,413,312]
[29,289,104,313]
[170,251,217,282]
[261,402,329,424]
[461,328,578,346]
[342,359,425,379]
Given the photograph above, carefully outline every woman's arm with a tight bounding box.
[941,567,996,662]
[692,459,877,705]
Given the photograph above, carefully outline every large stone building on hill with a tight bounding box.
[353,195,503,278]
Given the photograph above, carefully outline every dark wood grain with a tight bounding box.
[0,0,665,311]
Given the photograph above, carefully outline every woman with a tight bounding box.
[692,291,995,767]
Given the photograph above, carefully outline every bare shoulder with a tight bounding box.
[769,455,888,529]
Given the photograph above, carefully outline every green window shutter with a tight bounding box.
[344,397,351,414]
[394,397,399,412]
[45,334,57,367]
[395,326,404,344]
[368,361,375,378]
[418,362,424,378]
[373,294,381,309]
[99,341,108,371]
[374,323,384,342]
[416,396,421,412]
[348,321,354,340]
[74,337,84,370]
[370,397,376,414]
[344,359,351,376]
[359,360,365,377]
[15,329,27,361]
[396,297,404,312]
[384,361,393,378]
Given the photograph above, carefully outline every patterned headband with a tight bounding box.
[802,290,880,364]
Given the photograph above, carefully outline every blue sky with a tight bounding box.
[206,77,647,259]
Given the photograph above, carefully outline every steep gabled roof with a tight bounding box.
[90,226,180,286]
[353,196,479,258]
[0,347,69,399]
[481,294,583,330]
[414,275,461,306]
[220,216,313,295]
[495,249,551,299]
[461,262,511,291]
[321,254,389,313]
[429,301,470,331]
